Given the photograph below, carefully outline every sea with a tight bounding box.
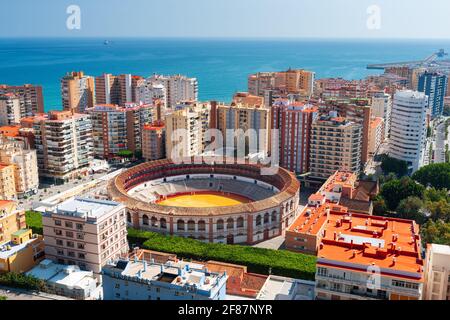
[0,37,449,111]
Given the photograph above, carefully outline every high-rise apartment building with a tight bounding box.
[271,100,318,174]
[140,74,198,109]
[216,103,271,156]
[248,69,315,98]
[95,74,143,106]
[61,71,95,113]
[309,113,362,179]
[368,117,384,159]
[0,84,44,116]
[0,94,21,126]
[142,122,166,161]
[389,90,428,173]
[87,103,153,159]
[32,111,94,182]
[371,92,392,140]
[424,244,450,300]
[41,197,128,274]
[165,102,210,159]
[321,98,372,166]
[0,141,39,198]
[0,164,16,200]
[418,72,448,118]
[0,201,26,244]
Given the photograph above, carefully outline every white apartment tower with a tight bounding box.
[388,90,428,173]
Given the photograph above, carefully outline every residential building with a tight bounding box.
[0,125,35,149]
[371,92,392,140]
[141,74,198,109]
[102,258,228,300]
[0,84,44,116]
[249,69,315,98]
[42,197,128,274]
[0,164,16,200]
[418,72,448,118]
[309,113,362,180]
[32,111,94,183]
[0,94,21,126]
[0,229,45,273]
[61,71,95,113]
[271,99,318,174]
[0,141,39,198]
[232,92,264,106]
[321,98,372,166]
[367,117,384,159]
[424,244,450,300]
[389,90,428,173]
[142,122,166,161]
[215,102,271,156]
[165,102,210,159]
[86,103,153,159]
[286,173,423,300]
[0,201,26,244]
[26,259,101,300]
[95,73,143,106]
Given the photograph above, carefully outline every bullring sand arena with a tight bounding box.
[108,158,301,244]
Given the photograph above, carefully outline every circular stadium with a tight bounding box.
[108,158,301,244]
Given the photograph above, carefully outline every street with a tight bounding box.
[433,121,448,164]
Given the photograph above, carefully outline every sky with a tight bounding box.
[1,0,450,39]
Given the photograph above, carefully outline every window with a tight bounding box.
[264,213,270,224]
[216,219,224,231]
[160,218,167,229]
[227,218,234,229]
[187,220,195,231]
[127,212,131,223]
[237,217,244,228]
[66,231,74,238]
[271,211,277,222]
[151,217,157,227]
[68,251,75,257]
[142,215,149,226]
[78,253,85,259]
[177,220,185,231]
[67,241,74,248]
[65,221,73,228]
[55,220,62,226]
[77,233,84,240]
[76,223,83,231]
[56,239,63,246]
[255,215,262,226]
[77,243,85,249]
[198,220,206,231]
[317,267,328,277]
[57,249,64,255]
[55,229,62,236]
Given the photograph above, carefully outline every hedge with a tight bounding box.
[0,272,45,291]
[128,228,317,280]
[25,211,43,235]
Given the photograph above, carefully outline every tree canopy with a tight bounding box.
[380,155,409,177]
[412,163,450,190]
[380,177,425,211]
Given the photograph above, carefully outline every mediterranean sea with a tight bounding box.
[0,38,449,111]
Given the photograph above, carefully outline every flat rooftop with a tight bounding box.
[48,197,123,220]
[109,259,226,293]
[0,236,38,259]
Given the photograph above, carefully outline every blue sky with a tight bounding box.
[1,0,450,39]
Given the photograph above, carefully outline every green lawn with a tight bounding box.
[25,211,43,235]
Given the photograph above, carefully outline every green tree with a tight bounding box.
[424,188,449,203]
[380,155,409,177]
[381,177,425,211]
[425,199,450,222]
[396,196,426,223]
[412,163,450,190]
[421,220,450,246]
[373,196,388,216]
[117,150,134,159]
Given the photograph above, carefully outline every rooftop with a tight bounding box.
[104,258,227,294]
[430,243,450,256]
[46,197,124,220]
[0,234,39,259]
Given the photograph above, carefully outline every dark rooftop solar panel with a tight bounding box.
[115,260,129,270]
